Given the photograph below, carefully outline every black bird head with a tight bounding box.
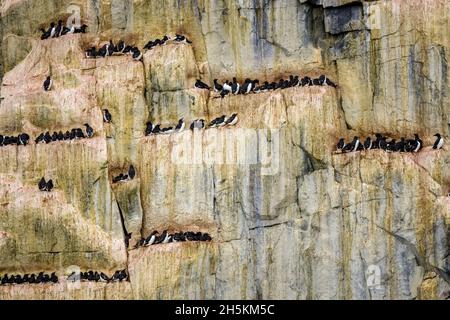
[50,22,55,27]
[434,133,441,137]
[253,79,259,84]
[84,123,90,127]
[353,136,359,141]
[46,76,51,80]
[58,20,62,25]
[375,133,382,138]
[414,133,420,139]
[233,77,237,82]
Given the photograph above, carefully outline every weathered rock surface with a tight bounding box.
[0,0,448,300]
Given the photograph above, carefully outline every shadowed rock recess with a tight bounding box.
[0,0,449,300]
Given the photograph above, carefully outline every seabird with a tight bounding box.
[84,123,94,138]
[128,165,136,179]
[63,131,71,140]
[132,47,143,61]
[18,133,30,145]
[231,77,240,94]
[351,136,360,152]
[433,133,444,150]
[175,118,185,132]
[53,20,63,37]
[225,113,238,126]
[213,79,223,92]
[100,272,109,282]
[145,122,153,136]
[240,79,251,94]
[44,132,52,143]
[223,81,232,92]
[107,40,116,56]
[195,79,210,90]
[103,109,112,123]
[161,126,174,134]
[145,231,159,246]
[386,139,397,152]
[379,137,388,151]
[143,40,154,50]
[162,230,171,244]
[151,124,161,134]
[219,89,229,99]
[49,22,56,38]
[34,133,44,145]
[52,131,58,141]
[74,24,88,33]
[414,134,423,151]
[174,34,192,44]
[75,128,85,139]
[97,44,109,58]
[116,40,125,54]
[118,270,127,281]
[38,177,47,191]
[373,133,383,149]
[336,138,346,151]
[209,115,225,128]
[85,47,97,59]
[363,137,372,150]
[43,76,52,91]
[396,138,406,152]
[40,25,52,40]
[46,179,54,192]
[111,271,120,282]
[50,272,58,283]
[57,131,64,140]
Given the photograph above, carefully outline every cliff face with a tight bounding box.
[0,0,449,300]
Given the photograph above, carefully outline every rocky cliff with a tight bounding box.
[0,0,449,300]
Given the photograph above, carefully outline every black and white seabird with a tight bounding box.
[128,165,136,180]
[174,34,192,44]
[40,26,52,40]
[145,231,159,246]
[373,133,383,149]
[85,47,97,59]
[209,115,226,128]
[49,22,56,38]
[38,177,47,191]
[175,118,185,132]
[51,131,58,141]
[84,123,94,138]
[414,134,423,151]
[396,138,406,152]
[43,131,52,143]
[386,139,397,152]
[53,20,63,37]
[46,179,54,192]
[152,124,161,134]
[433,133,444,150]
[97,43,109,58]
[100,272,109,282]
[213,79,223,92]
[107,40,116,56]
[225,113,238,126]
[195,79,210,90]
[132,47,143,61]
[223,81,232,92]
[43,76,52,91]
[50,272,58,283]
[351,136,360,152]
[337,138,346,151]
[18,133,30,145]
[74,24,88,34]
[35,133,44,144]
[363,137,372,150]
[145,122,153,136]
[103,109,112,123]
[379,137,388,151]
[231,77,240,95]
[116,40,125,54]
